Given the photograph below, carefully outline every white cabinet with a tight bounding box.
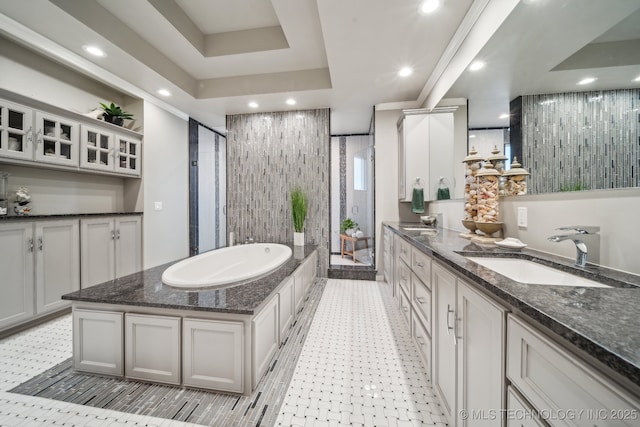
[293,250,317,313]
[0,99,33,161]
[34,111,79,167]
[507,315,640,427]
[35,219,80,314]
[183,318,244,393]
[397,109,455,201]
[506,386,546,427]
[114,133,141,176]
[432,261,506,427]
[73,309,123,376]
[278,276,295,339]
[80,216,142,288]
[252,294,279,387]
[383,226,394,285]
[125,313,181,385]
[0,222,35,330]
[80,124,115,172]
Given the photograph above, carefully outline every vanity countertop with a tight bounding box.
[0,212,143,221]
[62,244,316,315]
[384,222,640,389]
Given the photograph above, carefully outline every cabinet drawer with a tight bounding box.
[506,386,546,427]
[411,312,431,379]
[411,249,431,288]
[397,259,411,299]
[507,315,640,427]
[399,287,411,327]
[396,236,412,265]
[411,273,432,332]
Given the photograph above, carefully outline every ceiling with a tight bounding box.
[1,0,637,135]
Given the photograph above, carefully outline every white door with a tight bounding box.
[81,217,115,288]
[456,280,506,427]
[0,99,34,161]
[432,262,457,423]
[34,111,79,167]
[197,127,226,252]
[114,133,141,176]
[0,222,34,330]
[115,216,142,278]
[35,220,80,314]
[80,124,114,172]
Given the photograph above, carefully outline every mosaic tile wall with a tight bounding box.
[520,89,640,193]
[226,109,331,275]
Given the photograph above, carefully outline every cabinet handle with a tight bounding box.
[28,238,34,252]
[36,128,43,145]
[403,307,409,312]
[38,237,43,251]
[26,126,33,144]
[415,296,426,304]
[111,230,115,240]
[446,304,457,345]
[116,229,120,240]
[416,335,426,346]
[416,261,424,268]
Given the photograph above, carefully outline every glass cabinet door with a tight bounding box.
[80,125,114,171]
[114,134,141,176]
[0,99,34,161]
[34,111,79,167]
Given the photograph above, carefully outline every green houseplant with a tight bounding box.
[100,102,134,126]
[290,187,308,246]
[341,218,358,235]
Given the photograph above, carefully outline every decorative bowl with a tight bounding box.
[474,221,503,237]
[461,219,477,233]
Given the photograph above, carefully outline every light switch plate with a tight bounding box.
[517,207,527,227]
[154,201,163,211]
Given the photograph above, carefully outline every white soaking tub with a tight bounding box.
[162,243,292,288]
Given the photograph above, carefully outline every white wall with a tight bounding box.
[141,101,189,268]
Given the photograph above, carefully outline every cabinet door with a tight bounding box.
[293,265,305,313]
[115,216,142,278]
[183,318,244,393]
[432,262,457,423]
[73,309,123,376]
[0,222,34,330]
[278,276,295,339]
[253,295,279,388]
[0,99,33,161]
[35,220,80,314]
[114,133,141,176]
[412,313,432,379]
[125,313,181,385]
[80,124,114,171]
[412,273,432,332]
[34,111,79,167]
[506,386,546,427]
[397,259,412,302]
[81,218,115,288]
[456,280,506,427]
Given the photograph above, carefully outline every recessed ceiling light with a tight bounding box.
[577,77,597,85]
[469,134,476,138]
[248,101,259,108]
[286,98,296,106]
[157,89,171,97]
[499,113,510,119]
[419,0,440,14]
[83,45,105,57]
[398,67,413,77]
[469,61,485,71]
[633,76,640,82]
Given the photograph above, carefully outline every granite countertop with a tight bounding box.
[384,222,640,388]
[62,244,316,315]
[0,212,143,221]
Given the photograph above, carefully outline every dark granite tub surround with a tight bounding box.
[385,222,640,388]
[0,212,143,221]
[62,244,317,315]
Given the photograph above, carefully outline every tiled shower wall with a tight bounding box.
[226,109,331,275]
[520,89,639,193]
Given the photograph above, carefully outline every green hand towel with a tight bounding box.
[437,187,450,200]
[411,188,425,213]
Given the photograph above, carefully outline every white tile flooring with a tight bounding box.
[0,279,445,426]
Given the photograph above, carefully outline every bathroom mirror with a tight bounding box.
[444,0,640,194]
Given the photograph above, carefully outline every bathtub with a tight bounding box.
[162,243,292,288]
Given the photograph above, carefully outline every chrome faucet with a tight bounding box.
[547,226,600,268]
[244,236,255,244]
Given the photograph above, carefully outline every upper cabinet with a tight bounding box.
[0,91,142,178]
[398,108,455,202]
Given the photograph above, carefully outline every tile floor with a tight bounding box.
[0,279,446,426]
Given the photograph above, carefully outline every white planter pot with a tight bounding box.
[293,231,305,246]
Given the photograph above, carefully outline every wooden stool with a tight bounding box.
[340,233,369,263]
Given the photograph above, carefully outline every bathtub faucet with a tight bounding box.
[244,236,255,244]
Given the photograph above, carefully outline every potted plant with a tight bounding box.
[99,102,134,126]
[341,218,359,236]
[290,187,308,246]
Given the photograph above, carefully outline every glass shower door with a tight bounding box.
[350,145,374,264]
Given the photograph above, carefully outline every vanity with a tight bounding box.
[384,223,640,427]
[62,246,317,395]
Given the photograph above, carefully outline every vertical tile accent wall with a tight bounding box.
[226,109,331,275]
[520,89,639,193]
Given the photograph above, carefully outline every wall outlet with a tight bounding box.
[517,207,527,228]
[154,201,163,211]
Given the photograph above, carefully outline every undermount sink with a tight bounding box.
[466,257,610,288]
